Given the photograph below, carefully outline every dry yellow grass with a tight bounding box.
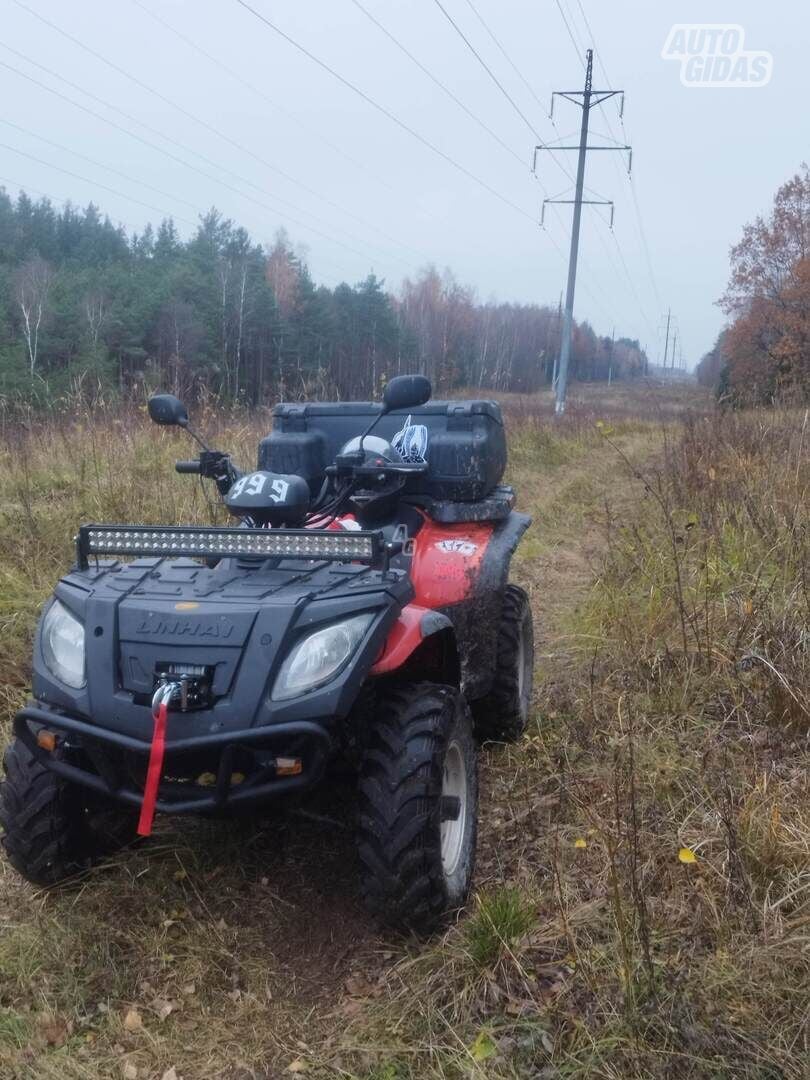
[0,383,806,1079]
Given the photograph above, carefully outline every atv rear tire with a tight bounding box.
[473,584,534,743]
[357,683,477,932]
[0,737,137,886]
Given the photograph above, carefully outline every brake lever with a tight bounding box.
[197,450,241,495]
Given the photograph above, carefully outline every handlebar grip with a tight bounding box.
[175,459,202,474]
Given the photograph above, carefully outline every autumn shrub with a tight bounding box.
[719,166,810,405]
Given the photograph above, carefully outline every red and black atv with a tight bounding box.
[1,375,533,930]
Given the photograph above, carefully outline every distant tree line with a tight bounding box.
[0,188,648,405]
[699,166,810,405]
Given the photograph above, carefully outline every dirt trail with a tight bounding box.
[516,430,656,670]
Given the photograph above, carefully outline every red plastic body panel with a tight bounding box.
[370,603,426,675]
[410,518,493,607]
[370,516,495,675]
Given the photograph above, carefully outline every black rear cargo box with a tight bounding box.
[258,399,506,502]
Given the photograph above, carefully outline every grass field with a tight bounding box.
[0,381,807,1079]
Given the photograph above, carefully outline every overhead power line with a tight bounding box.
[0,52,414,272]
[573,0,627,136]
[427,0,584,197]
[128,0,407,203]
[349,0,527,170]
[412,3,626,325]
[232,0,537,224]
[0,118,200,214]
[10,0,427,266]
[0,173,360,281]
[461,0,546,115]
[0,141,198,227]
[431,0,543,143]
[0,174,141,233]
[554,0,587,64]
[553,0,664,316]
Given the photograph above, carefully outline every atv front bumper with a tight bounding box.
[15,703,333,815]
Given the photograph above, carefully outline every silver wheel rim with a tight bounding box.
[441,739,467,878]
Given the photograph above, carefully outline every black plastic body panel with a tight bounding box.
[404,485,515,523]
[258,399,507,502]
[449,510,532,700]
[32,555,413,748]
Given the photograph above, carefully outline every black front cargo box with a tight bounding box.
[258,399,506,502]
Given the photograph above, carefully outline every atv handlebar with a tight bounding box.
[175,450,240,496]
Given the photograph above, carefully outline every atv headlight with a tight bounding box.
[272,614,373,701]
[41,600,86,689]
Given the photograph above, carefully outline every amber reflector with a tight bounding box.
[275,757,303,776]
[36,730,57,752]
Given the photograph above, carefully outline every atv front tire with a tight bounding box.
[0,737,137,886]
[473,584,534,743]
[357,683,477,932]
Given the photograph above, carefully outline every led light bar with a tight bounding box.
[76,524,382,569]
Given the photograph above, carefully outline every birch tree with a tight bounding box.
[84,290,108,354]
[15,255,53,377]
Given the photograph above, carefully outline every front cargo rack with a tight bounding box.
[76,524,387,570]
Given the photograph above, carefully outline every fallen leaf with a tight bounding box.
[287,1060,309,1073]
[678,847,697,864]
[574,837,587,849]
[345,974,374,997]
[123,1008,143,1033]
[336,998,364,1020]
[180,983,196,997]
[469,1029,497,1062]
[161,1068,179,1080]
[153,999,177,1021]
[39,1013,69,1047]
[122,1062,138,1080]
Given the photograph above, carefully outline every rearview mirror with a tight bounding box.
[148,394,189,427]
[382,374,431,413]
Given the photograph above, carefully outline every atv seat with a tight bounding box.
[258,398,507,505]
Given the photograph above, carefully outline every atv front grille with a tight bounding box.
[76,524,385,568]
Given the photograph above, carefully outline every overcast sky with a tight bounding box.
[0,0,804,367]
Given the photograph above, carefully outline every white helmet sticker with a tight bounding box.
[434,539,478,556]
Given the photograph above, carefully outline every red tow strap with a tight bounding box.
[137,696,169,837]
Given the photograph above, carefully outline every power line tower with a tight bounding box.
[662,307,672,371]
[551,291,563,390]
[534,49,631,415]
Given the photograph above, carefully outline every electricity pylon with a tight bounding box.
[534,49,631,415]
